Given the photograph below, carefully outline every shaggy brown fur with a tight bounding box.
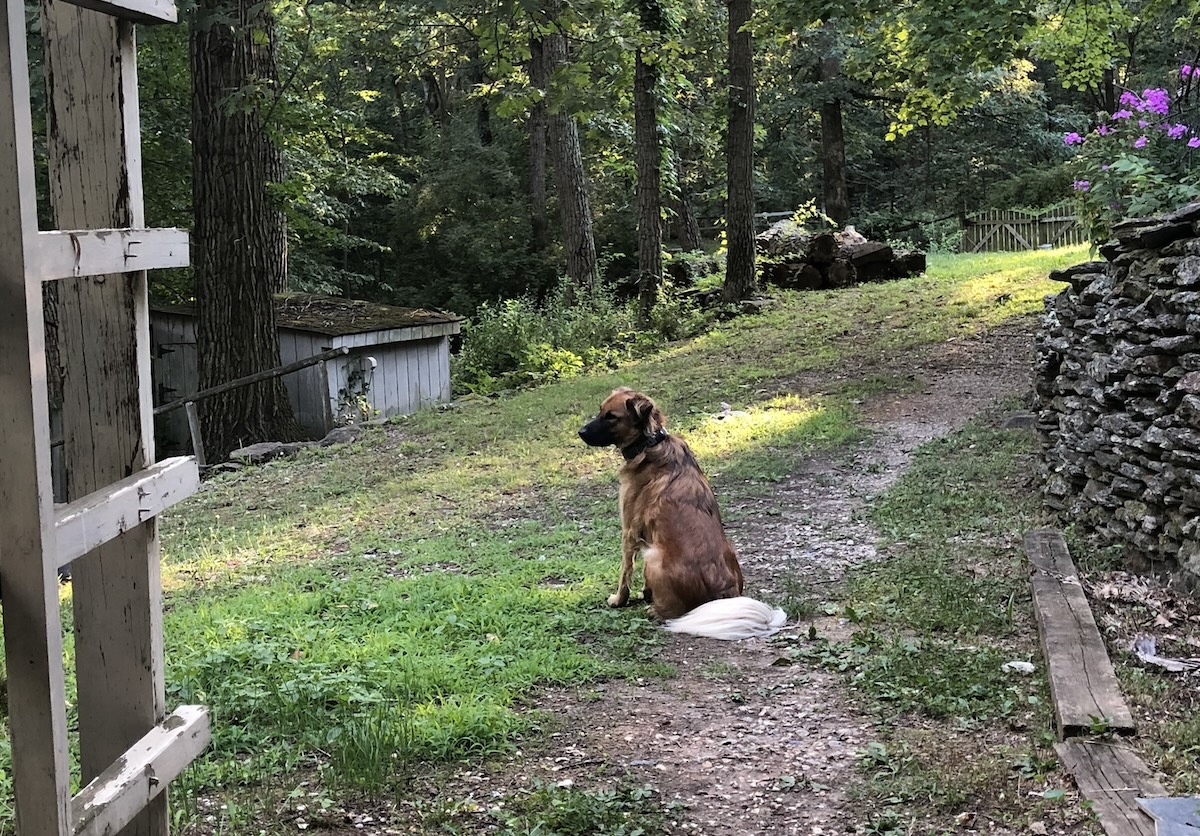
[579,387,744,620]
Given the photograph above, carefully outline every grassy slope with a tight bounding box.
[0,247,1088,831]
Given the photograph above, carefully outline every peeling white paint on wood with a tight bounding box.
[0,0,75,830]
[32,228,190,281]
[54,456,199,565]
[56,0,176,24]
[71,706,211,836]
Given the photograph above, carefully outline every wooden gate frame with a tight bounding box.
[0,0,210,831]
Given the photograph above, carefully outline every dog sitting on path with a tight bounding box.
[578,387,787,640]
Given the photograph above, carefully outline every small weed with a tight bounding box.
[496,781,678,836]
[700,661,741,681]
[857,741,915,776]
[860,809,908,836]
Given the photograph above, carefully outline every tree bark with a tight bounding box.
[529,35,550,253]
[468,42,492,146]
[191,0,301,461]
[542,28,599,297]
[723,0,756,302]
[634,47,662,313]
[819,55,849,226]
[673,156,704,251]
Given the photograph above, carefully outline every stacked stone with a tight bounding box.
[1035,201,1200,583]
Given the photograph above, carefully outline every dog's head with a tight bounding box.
[579,387,666,449]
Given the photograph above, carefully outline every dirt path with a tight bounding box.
[479,323,1041,835]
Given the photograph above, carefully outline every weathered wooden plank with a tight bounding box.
[1056,740,1166,836]
[72,705,211,836]
[54,457,199,564]
[1024,528,1136,738]
[56,0,176,25]
[42,8,172,836]
[437,337,451,401]
[326,321,462,348]
[0,0,75,829]
[32,228,190,281]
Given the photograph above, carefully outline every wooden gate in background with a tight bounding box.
[0,0,210,831]
[961,202,1089,252]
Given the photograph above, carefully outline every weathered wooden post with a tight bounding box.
[0,0,210,830]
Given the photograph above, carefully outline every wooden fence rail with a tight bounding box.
[961,202,1089,252]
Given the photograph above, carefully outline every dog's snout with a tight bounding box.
[578,416,612,447]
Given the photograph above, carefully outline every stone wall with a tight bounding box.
[1034,202,1200,583]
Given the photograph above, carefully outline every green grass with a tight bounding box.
[0,246,1088,832]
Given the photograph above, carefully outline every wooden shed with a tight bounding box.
[151,293,462,454]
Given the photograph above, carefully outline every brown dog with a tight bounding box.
[579,387,786,640]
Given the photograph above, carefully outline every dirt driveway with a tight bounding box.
[390,321,1041,835]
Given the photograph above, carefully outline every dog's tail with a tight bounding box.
[662,596,787,641]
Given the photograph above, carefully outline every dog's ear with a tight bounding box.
[625,393,663,431]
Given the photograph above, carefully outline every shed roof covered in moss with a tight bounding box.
[153,293,461,338]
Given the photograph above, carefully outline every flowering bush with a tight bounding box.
[1066,65,1200,241]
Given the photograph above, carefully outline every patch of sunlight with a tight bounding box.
[926,243,1088,279]
[685,397,825,459]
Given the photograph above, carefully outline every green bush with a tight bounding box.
[451,280,710,395]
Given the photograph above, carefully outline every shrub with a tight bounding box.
[451,280,710,395]
[1066,68,1200,241]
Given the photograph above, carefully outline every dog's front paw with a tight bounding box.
[607,591,630,608]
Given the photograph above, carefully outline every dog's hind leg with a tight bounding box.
[608,532,639,608]
[641,546,661,603]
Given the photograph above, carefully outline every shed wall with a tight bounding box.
[149,313,455,453]
[328,337,451,421]
[149,311,199,456]
[277,328,334,437]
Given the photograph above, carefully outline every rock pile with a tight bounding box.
[756,222,926,289]
[1034,202,1200,583]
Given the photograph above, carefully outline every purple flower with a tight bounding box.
[1120,90,1141,108]
[1113,109,1134,120]
[1134,135,1148,148]
[1190,137,1200,148]
[1141,88,1170,115]
[1167,123,1190,138]
[1184,64,1194,77]
[1073,180,1090,192]
[1063,132,1084,145]
[1097,124,1110,136]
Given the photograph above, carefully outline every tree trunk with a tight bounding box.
[1101,68,1116,115]
[468,42,492,146]
[529,35,549,253]
[634,47,662,313]
[673,156,704,251]
[190,0,301,461]
[542,29,599,297]
[723,0,756,302]
[818,55,849,226]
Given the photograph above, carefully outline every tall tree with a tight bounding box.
[191,0,302,460]
[634,0,667,313]
[529,34,551,253]
[723,0,756,302]
[818,52,849,225]
[539,16,599,296]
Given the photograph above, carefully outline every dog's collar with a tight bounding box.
[622,428,669,461]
